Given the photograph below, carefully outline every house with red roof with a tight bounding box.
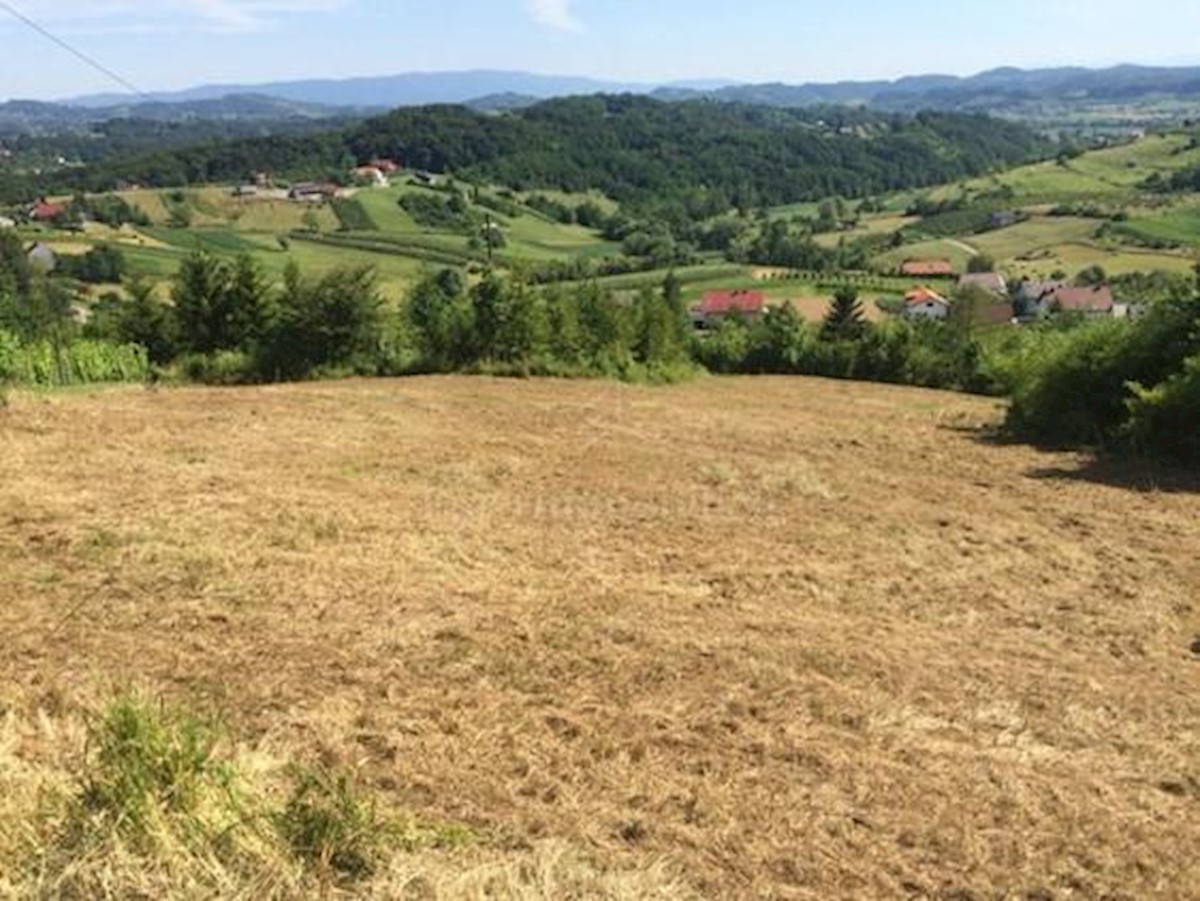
[1034,284,1115,317]
[29,201,66,223]
[690,290,766,329]
[900,259,955,278]
[903,287,950,320]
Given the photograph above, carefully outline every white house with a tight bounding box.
[0,215,15,229]
[27,242,57,273]
[903,287,950,320]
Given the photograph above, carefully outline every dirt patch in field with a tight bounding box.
[1,377,1198,897]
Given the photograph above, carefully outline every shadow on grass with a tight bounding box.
[942,423,1200,494]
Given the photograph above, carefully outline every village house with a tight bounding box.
[369,158,400,174]
[900,259,955,278]
[690,290,766,329]
[232,184,260,198]
[903,287,950,320]
[288,182,339,202]
[26,242,57,273]
[351,165,389,187]
[1035,284,1115,317]
[412,170,443,188]
[958,271,1009,297]
[0,215,15,229]
[29,200,66,223]
[989,211,1019,230]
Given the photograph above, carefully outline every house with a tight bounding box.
[1036,284,1115,317]
[958,272,1008,297]
[900,259,954,278]
[26,242,57,273]
[369,158,400,174]
[903,287,950,320]
[288,182,339,202]
[351,165,389,187]
[412,170,442,187]
[30,201,66,223]
[989,211,1019,230]
[690,290,766,329]
[0,215,15,229]
[233,184,260,198]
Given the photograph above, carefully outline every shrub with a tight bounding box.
[1126,354,1200,462]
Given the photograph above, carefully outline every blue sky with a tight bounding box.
[2,0,1200,100]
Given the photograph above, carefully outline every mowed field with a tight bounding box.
[2,378,1199,898]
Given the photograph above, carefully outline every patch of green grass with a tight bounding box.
[76,695,234,846]
[968,217,1102,261]
[1113,205,1200,247]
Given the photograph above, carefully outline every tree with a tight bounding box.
[114,278,179,364]
[967,254,996,274]
[173,252,269,355]
[1076,264,1108,287]
[264,264,382,379]
[822,286,866,341]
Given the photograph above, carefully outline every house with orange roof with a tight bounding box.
[903,287,950,320]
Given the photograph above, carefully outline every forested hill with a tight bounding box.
[31,95,1051,208]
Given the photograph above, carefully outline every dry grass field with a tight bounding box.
[2,376,1199,898]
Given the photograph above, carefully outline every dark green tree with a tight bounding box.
[822,286,867,341]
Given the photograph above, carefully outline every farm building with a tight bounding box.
[690,290,766,329]
[288,183,339,202]
[29,201,66,223]
[958,272,1009,297]
[1035,285,1115,317]
[901,259,954,278]
[351,165,389,187]
[903,287,950,320]
[369,158,400,174]
[26,242,57,273]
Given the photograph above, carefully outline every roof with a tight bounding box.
[901,259,954,277]
[958,272,1008,295]
[1017,279,1068,301]
[31,201,65,221]
[1045,285,1115,313]
[693,290,766,316]
[904,287,948,306]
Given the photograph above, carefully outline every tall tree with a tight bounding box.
[822,286,866,341]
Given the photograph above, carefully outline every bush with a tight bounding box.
[1005,298,1200,449]
[177,350,255,385]
[1126,354,1200,462]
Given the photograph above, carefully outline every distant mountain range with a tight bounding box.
[5,64,1200,137]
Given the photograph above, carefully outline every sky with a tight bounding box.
[2,0,1200,101]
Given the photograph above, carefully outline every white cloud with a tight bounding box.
[1,0,348,33]
[525,0,580,31]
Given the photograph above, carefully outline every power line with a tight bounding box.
[0,0,148,99]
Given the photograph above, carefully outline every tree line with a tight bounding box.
[5,97,1051,213]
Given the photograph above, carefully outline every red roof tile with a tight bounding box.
[901,259,954,277]
[31,202,65,221]
[693,290,766,316]
[1046,285,1114,313]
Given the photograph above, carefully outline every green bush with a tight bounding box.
[1126,354,1200,462]
[1005,298,1200,448]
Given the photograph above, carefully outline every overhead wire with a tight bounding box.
[0,0,149,99]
